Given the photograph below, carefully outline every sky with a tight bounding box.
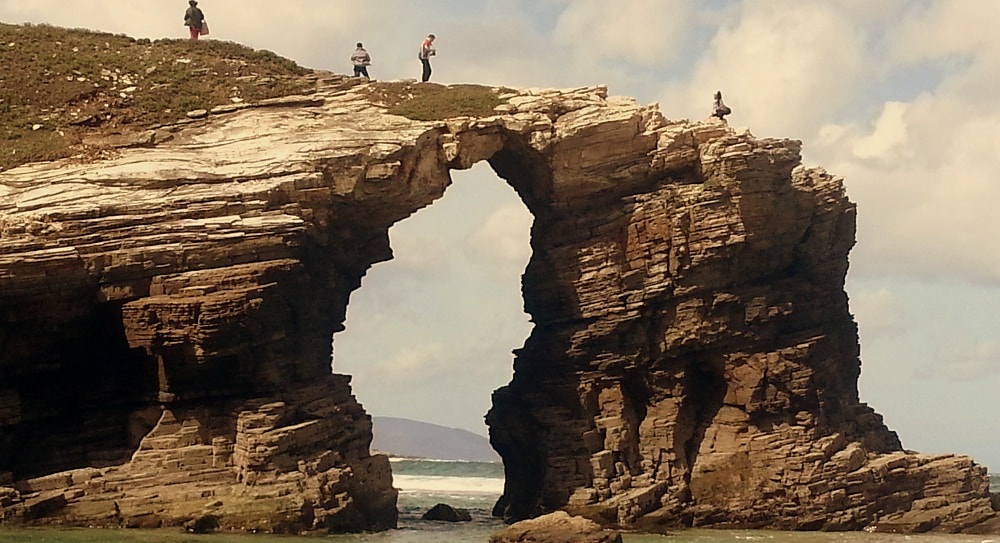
[2,0,997,471]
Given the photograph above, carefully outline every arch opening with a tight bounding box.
[333,161,533,518]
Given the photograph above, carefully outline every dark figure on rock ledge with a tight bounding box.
[712,90,732,121]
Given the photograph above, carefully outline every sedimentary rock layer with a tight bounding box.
[1,74,997,533]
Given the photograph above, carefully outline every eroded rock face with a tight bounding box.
[1,75,997,533]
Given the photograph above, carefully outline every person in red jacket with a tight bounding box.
[418,34,436,82]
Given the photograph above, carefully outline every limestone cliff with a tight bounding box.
[1,74,997,533]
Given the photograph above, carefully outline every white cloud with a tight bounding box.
[658,1,872,137]
[387,228,453,278]
[791,0,1000,287]
[918,341,1000,382]
[821,62,1000,285]
[889,1,1000,63]
[429,14,561,89]
[377,342,449,383]
[465,202,533,280]
[850,101,910,161]
[851,288,905,338]
[825,0,910,21]
[553,0,692,67]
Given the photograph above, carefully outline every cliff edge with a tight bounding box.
[1,25,998,534]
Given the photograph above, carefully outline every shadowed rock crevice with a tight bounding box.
[1,78,997,534]
[676,353,727,492]
[4,300,157,479]
[487,385,547,522]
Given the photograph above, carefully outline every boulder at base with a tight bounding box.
[490,511,623,543]
[421,503,472,522]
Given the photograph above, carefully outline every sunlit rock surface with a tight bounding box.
[490,511,623,543]
[1,74,997,533]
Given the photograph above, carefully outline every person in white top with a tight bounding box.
[351,43,371,79]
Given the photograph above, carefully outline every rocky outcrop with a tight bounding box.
[1,75,997,533]
[422,503,472,522]
[0,374,395,532]
[490,511,623,543]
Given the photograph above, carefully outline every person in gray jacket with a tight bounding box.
[351,43,371,79]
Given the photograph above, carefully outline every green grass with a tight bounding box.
[0,22,315,171]
[369,82,505,121]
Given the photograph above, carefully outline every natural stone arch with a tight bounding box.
[1,76,997,533]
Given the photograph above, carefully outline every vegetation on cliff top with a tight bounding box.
[0,22,313,171]
[368,81,506,121]
[0,23,512,173]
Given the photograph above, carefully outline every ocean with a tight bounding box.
[0,462,996,543]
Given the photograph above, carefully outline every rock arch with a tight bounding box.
[1,77,997,533]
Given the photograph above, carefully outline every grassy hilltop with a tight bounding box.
[0,22,313,171]
[0,22,511,173]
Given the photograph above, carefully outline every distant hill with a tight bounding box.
[371,416,501,463]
